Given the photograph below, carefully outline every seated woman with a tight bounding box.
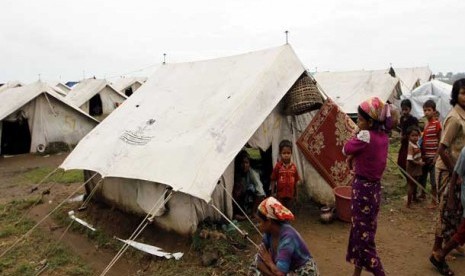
[233,150,266,219]
[249,197,319,276]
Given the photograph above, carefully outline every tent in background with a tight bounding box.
[314,69,402,117]
[111,77,147,97]
[0,81,98,155]
[393,67,433,95]
[60,45,336,234]
[65,78,127,120]
[401,80,452,122]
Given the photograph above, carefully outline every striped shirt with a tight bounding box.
[422,119,441,159]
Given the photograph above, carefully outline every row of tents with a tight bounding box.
[0,77,147,155]
[1,44,453,235]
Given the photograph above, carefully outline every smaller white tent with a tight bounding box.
[65,78,127,119]
[394,67,432,95]
[401,80,452,122]
[314,69,401,115]
[0,81,99,155]
[111,77,147,97]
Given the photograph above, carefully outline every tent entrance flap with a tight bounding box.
[1,119,31,155]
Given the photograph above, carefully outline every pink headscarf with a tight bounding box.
[257,197,295,221]
[358,97,392,131]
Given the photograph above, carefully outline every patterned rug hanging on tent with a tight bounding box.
[297,98,357,188]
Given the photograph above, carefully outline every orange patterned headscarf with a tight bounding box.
[257,197,295,221]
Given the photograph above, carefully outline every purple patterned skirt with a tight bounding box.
[346,176,385,276]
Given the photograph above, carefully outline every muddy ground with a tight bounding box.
[1,153,465,275]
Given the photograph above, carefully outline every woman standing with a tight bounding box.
[343,97,392,276]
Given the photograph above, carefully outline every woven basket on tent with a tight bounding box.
[283,74,324,115]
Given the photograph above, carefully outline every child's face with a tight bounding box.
[280,147,292,164]
[241,158,250,173]
[401,106,411,117]
[458,88,465,108]
[423,107,435,119]
[409,131,420,144]
[357,113,370,130]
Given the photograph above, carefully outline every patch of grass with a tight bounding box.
[0,199,93,275]
[47,245,73,267]
[22,167,83,184]
[12,262,34,276]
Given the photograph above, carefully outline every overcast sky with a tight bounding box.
[1,0,463,83]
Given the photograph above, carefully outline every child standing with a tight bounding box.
[420,100,442,205]
[271,140,300,210]
[430,147,465,276]
[406,126,425,208]
[397,99,419,181]
[343,97,391,276]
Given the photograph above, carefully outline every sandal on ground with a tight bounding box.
[429,255,454,275]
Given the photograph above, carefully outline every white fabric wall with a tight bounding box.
[100,87,126,115]
[4,95,96,153]
[95,161,234,235]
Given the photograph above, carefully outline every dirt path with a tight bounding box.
[293,203,465,275]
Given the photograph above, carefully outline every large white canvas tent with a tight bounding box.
[314,69,402,115]
[111,77,147,97]
[60,45,334,234]
[393,67,433,95]
[0,81,98,155]
[401,80,452,122]
[65,78,127,120]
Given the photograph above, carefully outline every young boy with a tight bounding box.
[271,140,300,210]
[406,126,425,208]
[420,100,442,205]
[430,146,465,276]
[397,99,419,179]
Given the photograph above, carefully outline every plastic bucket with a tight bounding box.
[333,186,352,223]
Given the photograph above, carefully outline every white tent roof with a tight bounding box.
[60,45,305,203]
[401,80,452,122]
[111,77,147,92]
[394,67,432,94]
[65,78,126,107]
[0,81,98,122]
[314,69,400,114]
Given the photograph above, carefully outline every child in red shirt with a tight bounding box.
[420,100,442,206]
[270,139,300,210]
